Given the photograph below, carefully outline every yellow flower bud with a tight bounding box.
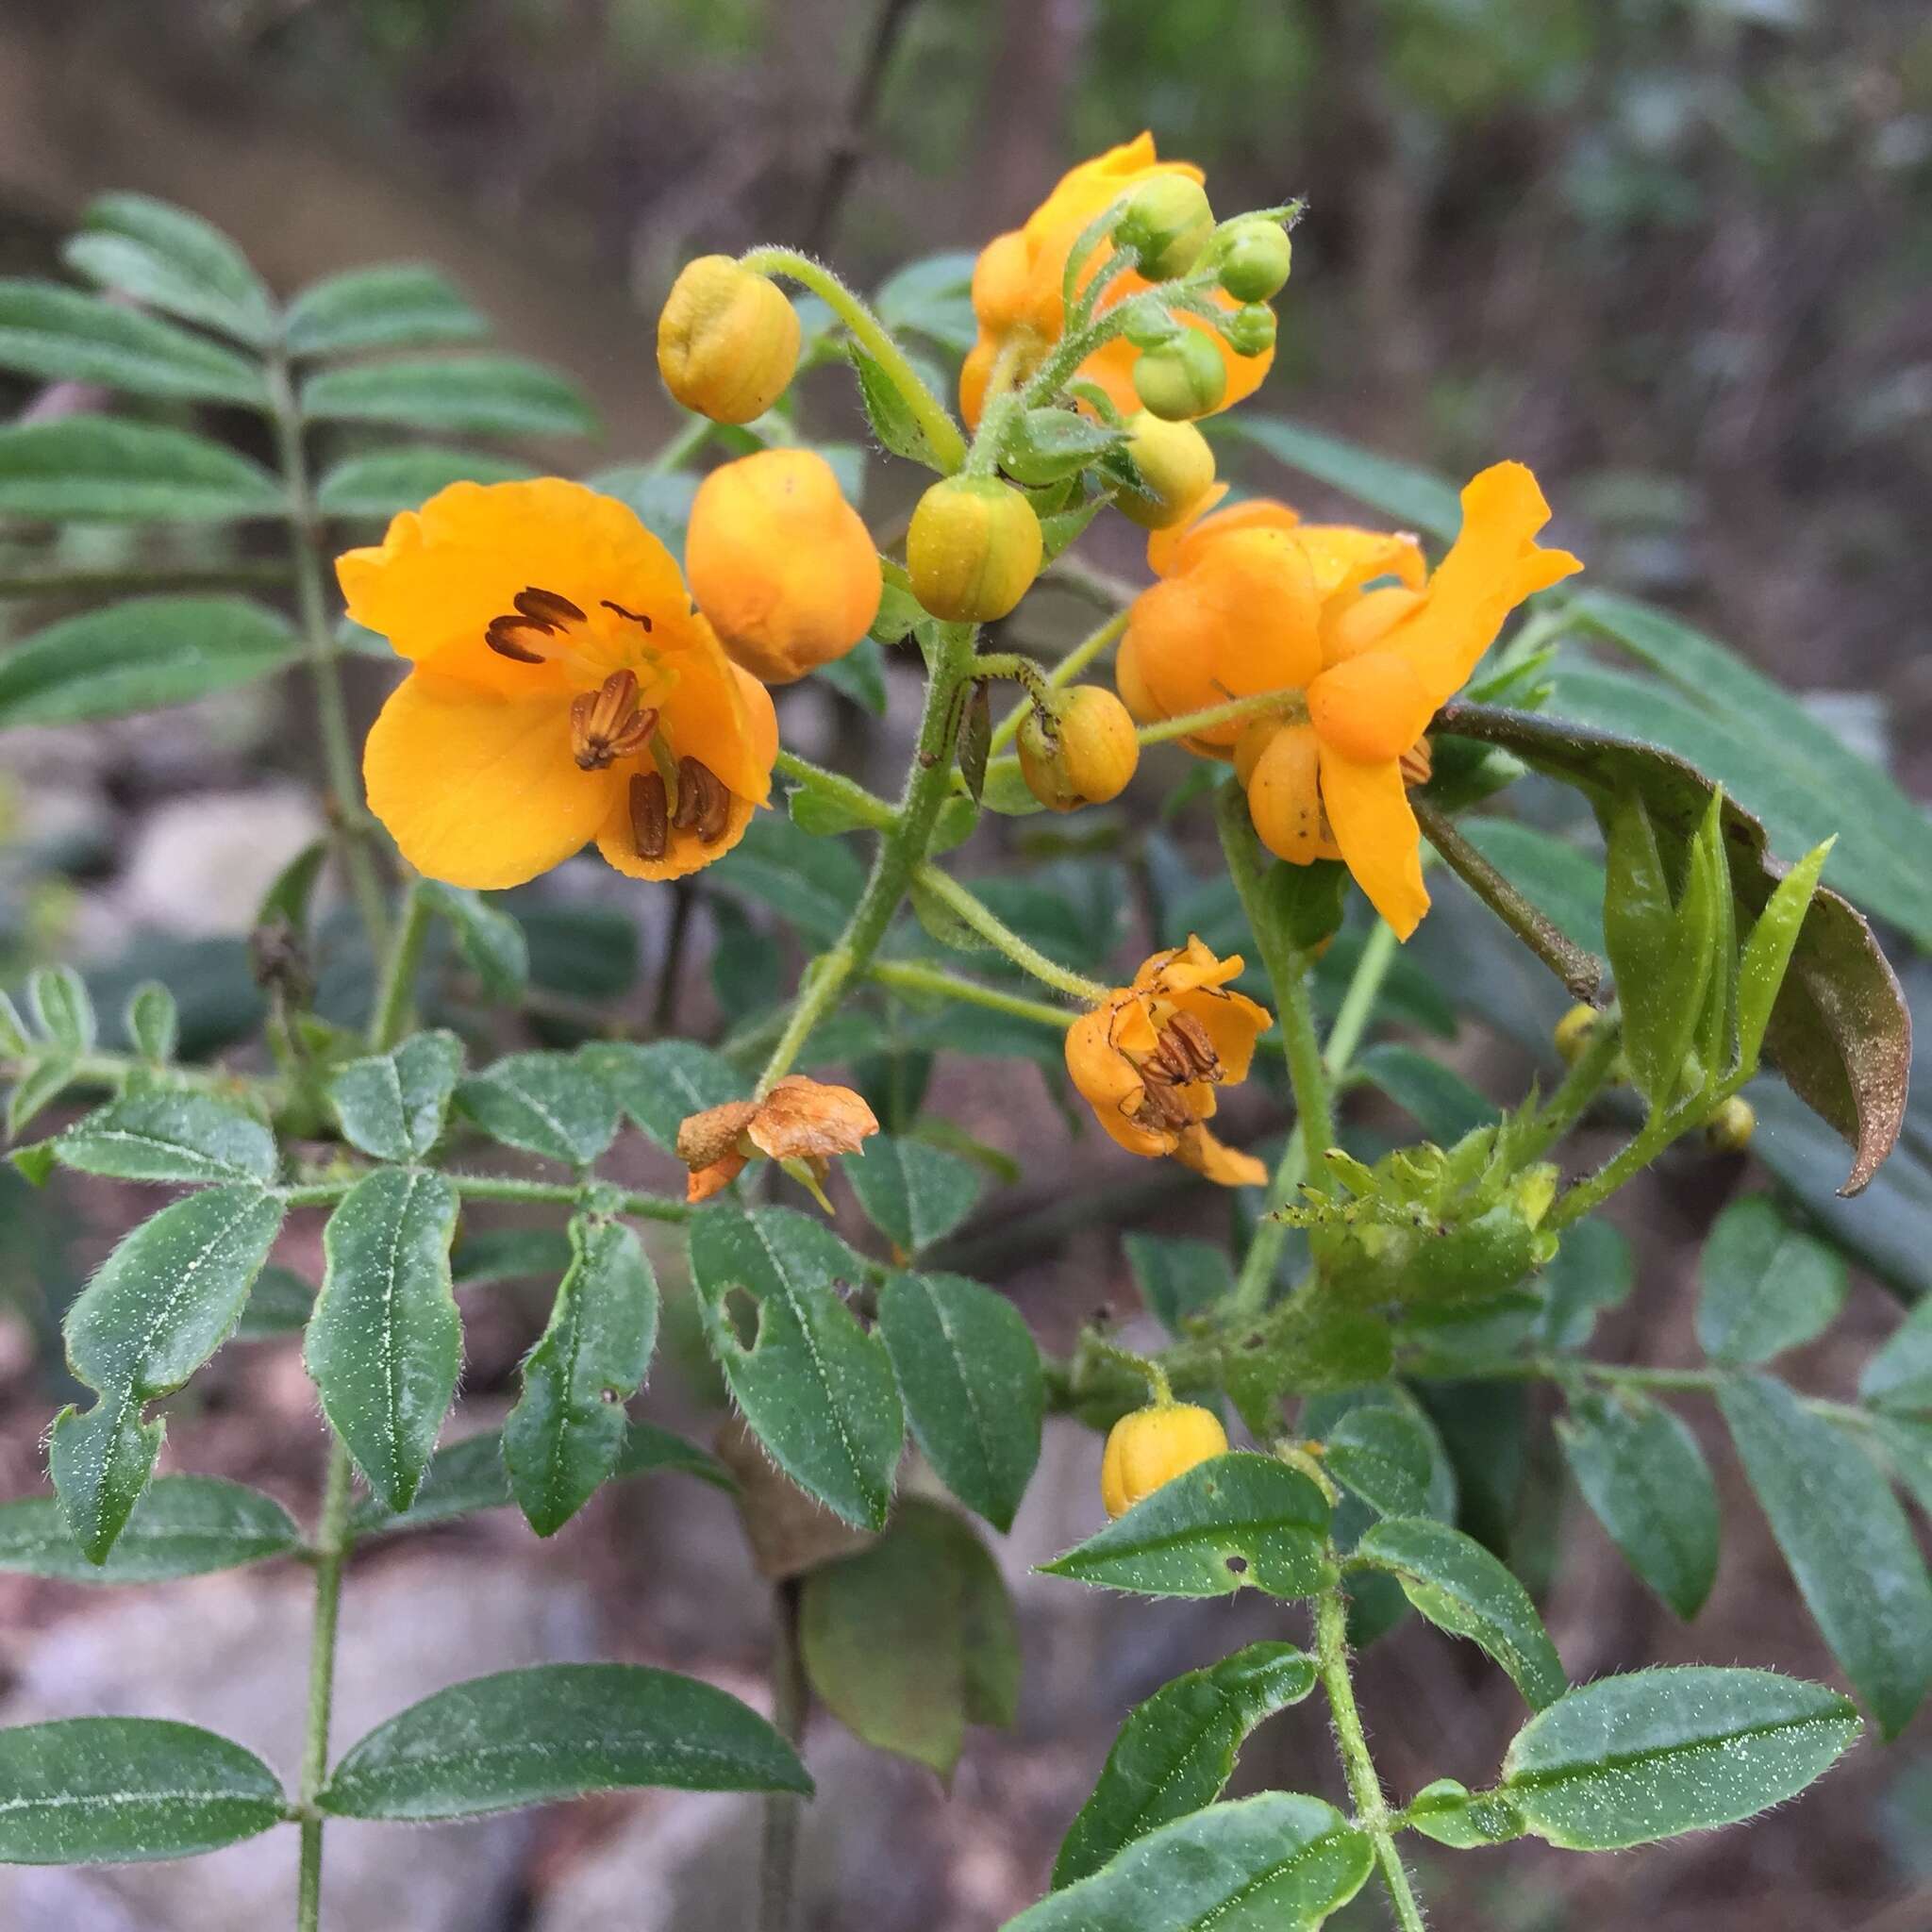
[1017,686,1140,811]
[906,475,1042,624]
[1114,175,1216,280]
[1553,1003,1599,1065]
[1115,411,1216,530]
[1132,329,1228,421]
[1216,220,1293,303]
[1101,1402,1228,1518]
[1704,1095,1756,1153]
[686,449,882,684]
[656,256,800,425]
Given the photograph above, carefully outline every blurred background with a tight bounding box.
[0,2,1928,1927]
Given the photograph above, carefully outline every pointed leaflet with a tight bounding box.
[503,1215,658,1535]
[50,1184,284,1561]
[0,1477,298,1585]
[877,1271,1041,1531]
[54,1091,276,1186]
[320,1664,808,1821]
[0,421,286,523]
[63,192,275,343]
[316,447,537,519]
[0,278,269,405]
[328,1030,465,1164]
[456,1050,619,1167]
[1053,1642,1318,1889]
[581,1039,749,1152]
[688,1203,902,1529]
[846,1136,981,1255]
[284,263,489,358]
[1862,1301,1932,1414]
[1718,1372,1932,1737]
[300,357,595,438]
[305,1169,461,1513]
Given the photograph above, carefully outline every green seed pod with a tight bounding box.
[1132,329,1228,421]
[1114,175,1216,281]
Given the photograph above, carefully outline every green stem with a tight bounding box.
[1546,1060,1747,1231]
[1316,1581,1427,1931]
[1085,1336,1173,1406]
[990,610,1127,755]
[294,1429,353,1932]
[910,864,1109,1002]
[739,246,967,474]
[868,958,1074,1030]
[1138,687,1306,747]
[366,879,433,1054]
[277,1173,689,1220]
[774,749,898,831]
[758,1578,809,1932]
[2,1051,271,1103]
[1518,1012,1624,1163]
[648,412,716,474]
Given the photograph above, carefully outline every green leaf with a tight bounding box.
[581,1039,747,1152]
[874,251,977,353]
[55,1091,277,1185]
[1500,1665,1861,1848]
[30,964,94,1055]
[1604,789,1708,1107]
[1351,1043,1499,1145]
[305,1169,461,1513]
[1403,1778,1526,1849]
[846,1135,980,1254]
[125,981,179,1063]
[456,1050,619,1167]
[1557,1391,1719,1620]
[710,813,867,946]
[1862,1302,1932,1415]
[301,356,595,437]
[849,343,945,470]
[1353,1517,1566,1707]
[314,446,537,518]
[1221,416,1462,540]
[64,193,275,344]
[1718,1372,1932,1736]
[801,1501,1018,1779]
[285,264,490,358]
[688,1203,903,1529]
[0,1476,298,1583]
[235,1263,313,1339]
[503,1216,658,1536]
[1124,1234,1233,1337]
[1738,838,1831,1069]
[0,989,27,1057]
[1871,1415,1932,1520]
[452,1225,574,1287]
[1696,1193,1847,1364]
[0,419,286,521]
[0,595,300,729]
[0,1717,283,1863]
[422,882,528,1003]
[1324,1407,1457,1523]
[1000,408,1125,486]
[1457,819,1607,957]
[51,1184,284,1561]
[1534,1215,1634,1352]
[320,1663,809,1821]
[1053,1642,1318,1889]
[1010,1793,1374,1932]
[1041,1453,1333,1599]
[877,1272,1041,1532]
[328,1031,464,1164]
[814,633,890,715]
[0,278,268,405]
[586,463,698,552]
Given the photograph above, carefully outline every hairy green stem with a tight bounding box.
[990,610,1128,755]
[774,748,898,831]
[293,1430,352,1931]
[758,1577,809,1932]
[1518,1011,1624,1163]
[910,864,1109,1002]
[278,1173,689,1220]
[1547,1059,1748,1230]
[868,958,1074,1030]
[1138,686,1306,747]
[365,879,433,1056]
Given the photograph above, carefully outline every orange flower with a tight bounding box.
[676,1077,881,1203]
[1065,937,1270,1187]
[958,134,1272,429]
[341,479,778,890]
[1120,464,1581,939]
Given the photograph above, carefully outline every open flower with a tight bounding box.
[341,479,778,890]
[1065,937,1270,1187]
[1119,464,1581,939]
[959,133,1272,429]
[676,1077,880,1204]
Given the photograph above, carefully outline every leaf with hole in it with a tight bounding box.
[1557,1391,1718,1621]
[315,446,537,519]
[0,278,269,405]
[320,1663,809,1821]
[0,595,300,729]
[877,1271,1041,1532]
[1718,1372,1932,1737]
[0,1476,298,1584]
[49,1184,284,1562]
[1696,1192,1847,1365]
[581,1039,748,1153]
[64,192,275,343]
[1324,1407,1457,1524]
[1440,701,1912,1194]
[1500,1665,1860,1849]
[55,1091,276,1186]
[846,1135,980,1255]
[305,1169,461,1514]
[1012,1792,1374,1932]
[285,263,490,358]
[1124,1234,1233,1337]
[1041,1454,1332,1600]
[1354,1517,1566,1708]
[456,1050,619,1167]
[503,1216,658,1536]
[801,1501,1017,1780]
[327,1031,465,1164]
[0,419,286,523]
[0,1717,284,1863]
[688,1203,902,1529]
[301,356,595,438]
[1053,1642,1318,1889]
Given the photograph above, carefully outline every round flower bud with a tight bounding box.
[907,475,1042,624]
[1132,328,1229,421]
[1217,219,1293,303]
[1704,1095,1756,1153]
[1018,686,1140,811]
[1115,411,1216,530]
[1223,303,1277,360]
[1553,1003,1599,1066]
[657,256,800,425]
[687,451,881,684]
[1114,175,1215,281]
[1101,1402,1228,1519]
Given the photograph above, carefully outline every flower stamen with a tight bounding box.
[571,670,659,771]
[601,599,655,632]
[1398,738,1433,788]
[485,616,551,663]
[515,586,587,626]
[671,756,733,844]
[629,772,670,859]
[1147,1010,1220,1085]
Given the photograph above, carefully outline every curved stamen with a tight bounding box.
[601,600,655,633]
[571,669,660,771]
[671,757,732,844]
[486,615,550,663]
[516,587,587,625]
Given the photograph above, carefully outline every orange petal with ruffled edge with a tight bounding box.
[1293,525,1427,603]
[1171,982,1272,1087]
[1065,995,1173,1158]
[365,672,619,890]
[746,1077,880,1163]
[1146,492,1296,580]
[1174,1124,1268,1189]
[1318,742,1429,940]
[1307,652,1437,765]
[1136,933,1243,997]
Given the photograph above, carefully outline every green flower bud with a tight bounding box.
[1216,220,1293,303]
[1222,303,1276,359]
[1114,175,1215,281]
[1132,329,1228,421]
[1114,411,1215,530]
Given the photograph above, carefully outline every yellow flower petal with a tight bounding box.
[1244,721,1342,866]
[364,672,618,890]
[1318,743,1430,940]
[1307,652,1437,764]
[1065,996,1171,1158]
[1174,1125,1269,1189]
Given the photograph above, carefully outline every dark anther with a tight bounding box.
[515,587,586,625]
[1149,1012,1220,1086]
[672,758,731,844]
[629,773,670,860]
[485,616,548,663]
[601,600,654,632]
[570,670,658,771]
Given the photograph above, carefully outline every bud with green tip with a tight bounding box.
[1222,303,1276,359]
[1114,175,1215,280]
[1216,219,1293,303]
[1132,328,1227,421]
[1115,411,1215,530]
